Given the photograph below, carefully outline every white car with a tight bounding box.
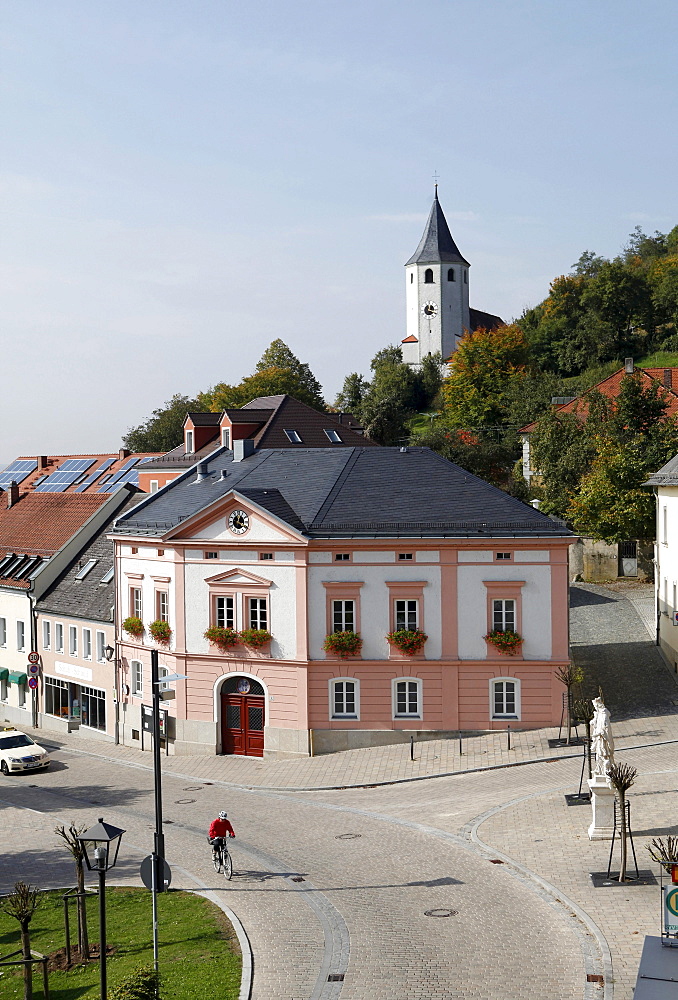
[0,729,51,775]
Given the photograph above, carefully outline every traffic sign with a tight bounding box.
[28,677,38,690]
[28,663,40,675]
[27,652,40,664]
[140,855,172,891]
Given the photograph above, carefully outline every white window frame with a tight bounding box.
[490,677,521,720]
[131,587,142,619]
[16,620,25,652]
[96,631,106,663]
[42,620,51,650]
[83,628,92,661]
[329,678,360,720]
[214,595,235,630]
[156,591,169,623]
[150,480,159,493]
[69,625,78,657]
[221,427,230,448]
[131,660,143,697]
[248,597,268,630]
[158,665,170,692]
[0,616,5,648]
[0,676,7,702]
[185,429,194,453]
[394,599,418,631]
[332,599,355,632]
[492,599,516,632]
[392,677,422,719]
[55,622,64,654]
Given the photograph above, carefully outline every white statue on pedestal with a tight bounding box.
[591,695,615,777]
[587,695,616,840]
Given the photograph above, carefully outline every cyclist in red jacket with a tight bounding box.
[208,811,235,858]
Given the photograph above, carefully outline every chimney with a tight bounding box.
[664,369,672,389]
[7,481,19,508]
[36,456,48,470]
[195,461,210,482]
[624,358,634,374]
[233,439,255,463]
[119,448,130,460]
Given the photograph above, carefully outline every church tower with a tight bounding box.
[402,188,470,367]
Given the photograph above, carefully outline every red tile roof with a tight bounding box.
[4,452,161,497]
[401,335,418,343]
[0,493,111,558]
[519,367,678,434]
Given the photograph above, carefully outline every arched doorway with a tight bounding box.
[220,676,265,757]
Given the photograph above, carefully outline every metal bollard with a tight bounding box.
[507,724,511,751]
[410,733,414,761]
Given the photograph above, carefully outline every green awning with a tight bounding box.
[8,672,27,685]
[0,668,8,682]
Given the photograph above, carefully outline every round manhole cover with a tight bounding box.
[174,798,196,804]
[424,908,458,917]
[335,833,362,840]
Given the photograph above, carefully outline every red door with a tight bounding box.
[221,693,265,757]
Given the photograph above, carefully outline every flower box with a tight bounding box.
[386,628,428,656]
[204,626,240,652]
[239,628,272,649]
[149,619,172,645]
[323,631,363,660]
[484,630,522,656]
[122,616,144,639]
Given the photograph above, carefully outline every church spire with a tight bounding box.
[406,189,469,266]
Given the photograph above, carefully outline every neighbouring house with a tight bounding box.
[520,360,678,583]
[0,485,138,730]
[0,450,161,498]
[110,443,573,758]
[137,394,371,494]
[645,454,678,668]
[33,491,142,742]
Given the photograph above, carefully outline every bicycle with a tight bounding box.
[211,838,233,879]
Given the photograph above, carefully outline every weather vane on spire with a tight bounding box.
[432,170,440,193]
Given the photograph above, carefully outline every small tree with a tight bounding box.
[573,698,594,779]
[55,821,89,960]
[556,663,584,744]
[1,881,42,1000]
[647,835,678,872]
[109,965,161,999]
[608,762,638,882]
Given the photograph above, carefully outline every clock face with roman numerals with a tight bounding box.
[228,509,249,534]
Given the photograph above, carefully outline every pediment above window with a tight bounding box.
[205,567,272,588]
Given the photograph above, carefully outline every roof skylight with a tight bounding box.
[75,559,98,580]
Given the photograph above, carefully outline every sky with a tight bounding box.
[1,0,677,460]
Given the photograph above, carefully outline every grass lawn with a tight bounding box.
[0,887,241,999]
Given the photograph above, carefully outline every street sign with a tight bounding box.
[140,855,172,891]
[141,704,168,736]
[28,663,40,675]
[27,652,40,664]
[28,677,38,690]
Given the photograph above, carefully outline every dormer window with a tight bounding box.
[284,429,302,443]
[424,268,434,284]
[447,268,455,281]
[185,430,194,453]
[221,428,230,448]
[324,429,342,443]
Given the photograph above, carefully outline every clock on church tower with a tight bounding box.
[401,187,471,368]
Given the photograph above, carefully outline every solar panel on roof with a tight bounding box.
[97,458,139,492]
[0,459,38,489]
[34,458,96,492]
[74,458,115,492]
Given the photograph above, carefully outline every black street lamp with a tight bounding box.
[77,817,125,1000]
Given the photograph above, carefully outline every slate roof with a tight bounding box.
[469,308,505,332]
[35,493,143,622]
[519,367,678,434]
[405,192,469,267]
[113,446,571,540]
[186,412,221,426]
[645,452,678,487]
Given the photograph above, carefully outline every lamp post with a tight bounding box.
[149,648,186,895]
[77,817,125,1000]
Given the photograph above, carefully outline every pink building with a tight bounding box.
[112,444,573,758]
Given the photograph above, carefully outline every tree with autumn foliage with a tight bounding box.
[441,323,529,428]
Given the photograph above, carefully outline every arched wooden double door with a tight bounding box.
[220,676,265,757]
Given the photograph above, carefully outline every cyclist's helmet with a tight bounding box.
[218,811,228,819]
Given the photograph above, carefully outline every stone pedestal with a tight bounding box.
[588,774,615,840]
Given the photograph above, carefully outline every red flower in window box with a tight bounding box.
[386,628,428,656]
[323,631,363,659]
[484,630,522,655]
[204,625,240,650]
[149,619,172,645]
[239,628,272,649]
[122,616,144,639]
